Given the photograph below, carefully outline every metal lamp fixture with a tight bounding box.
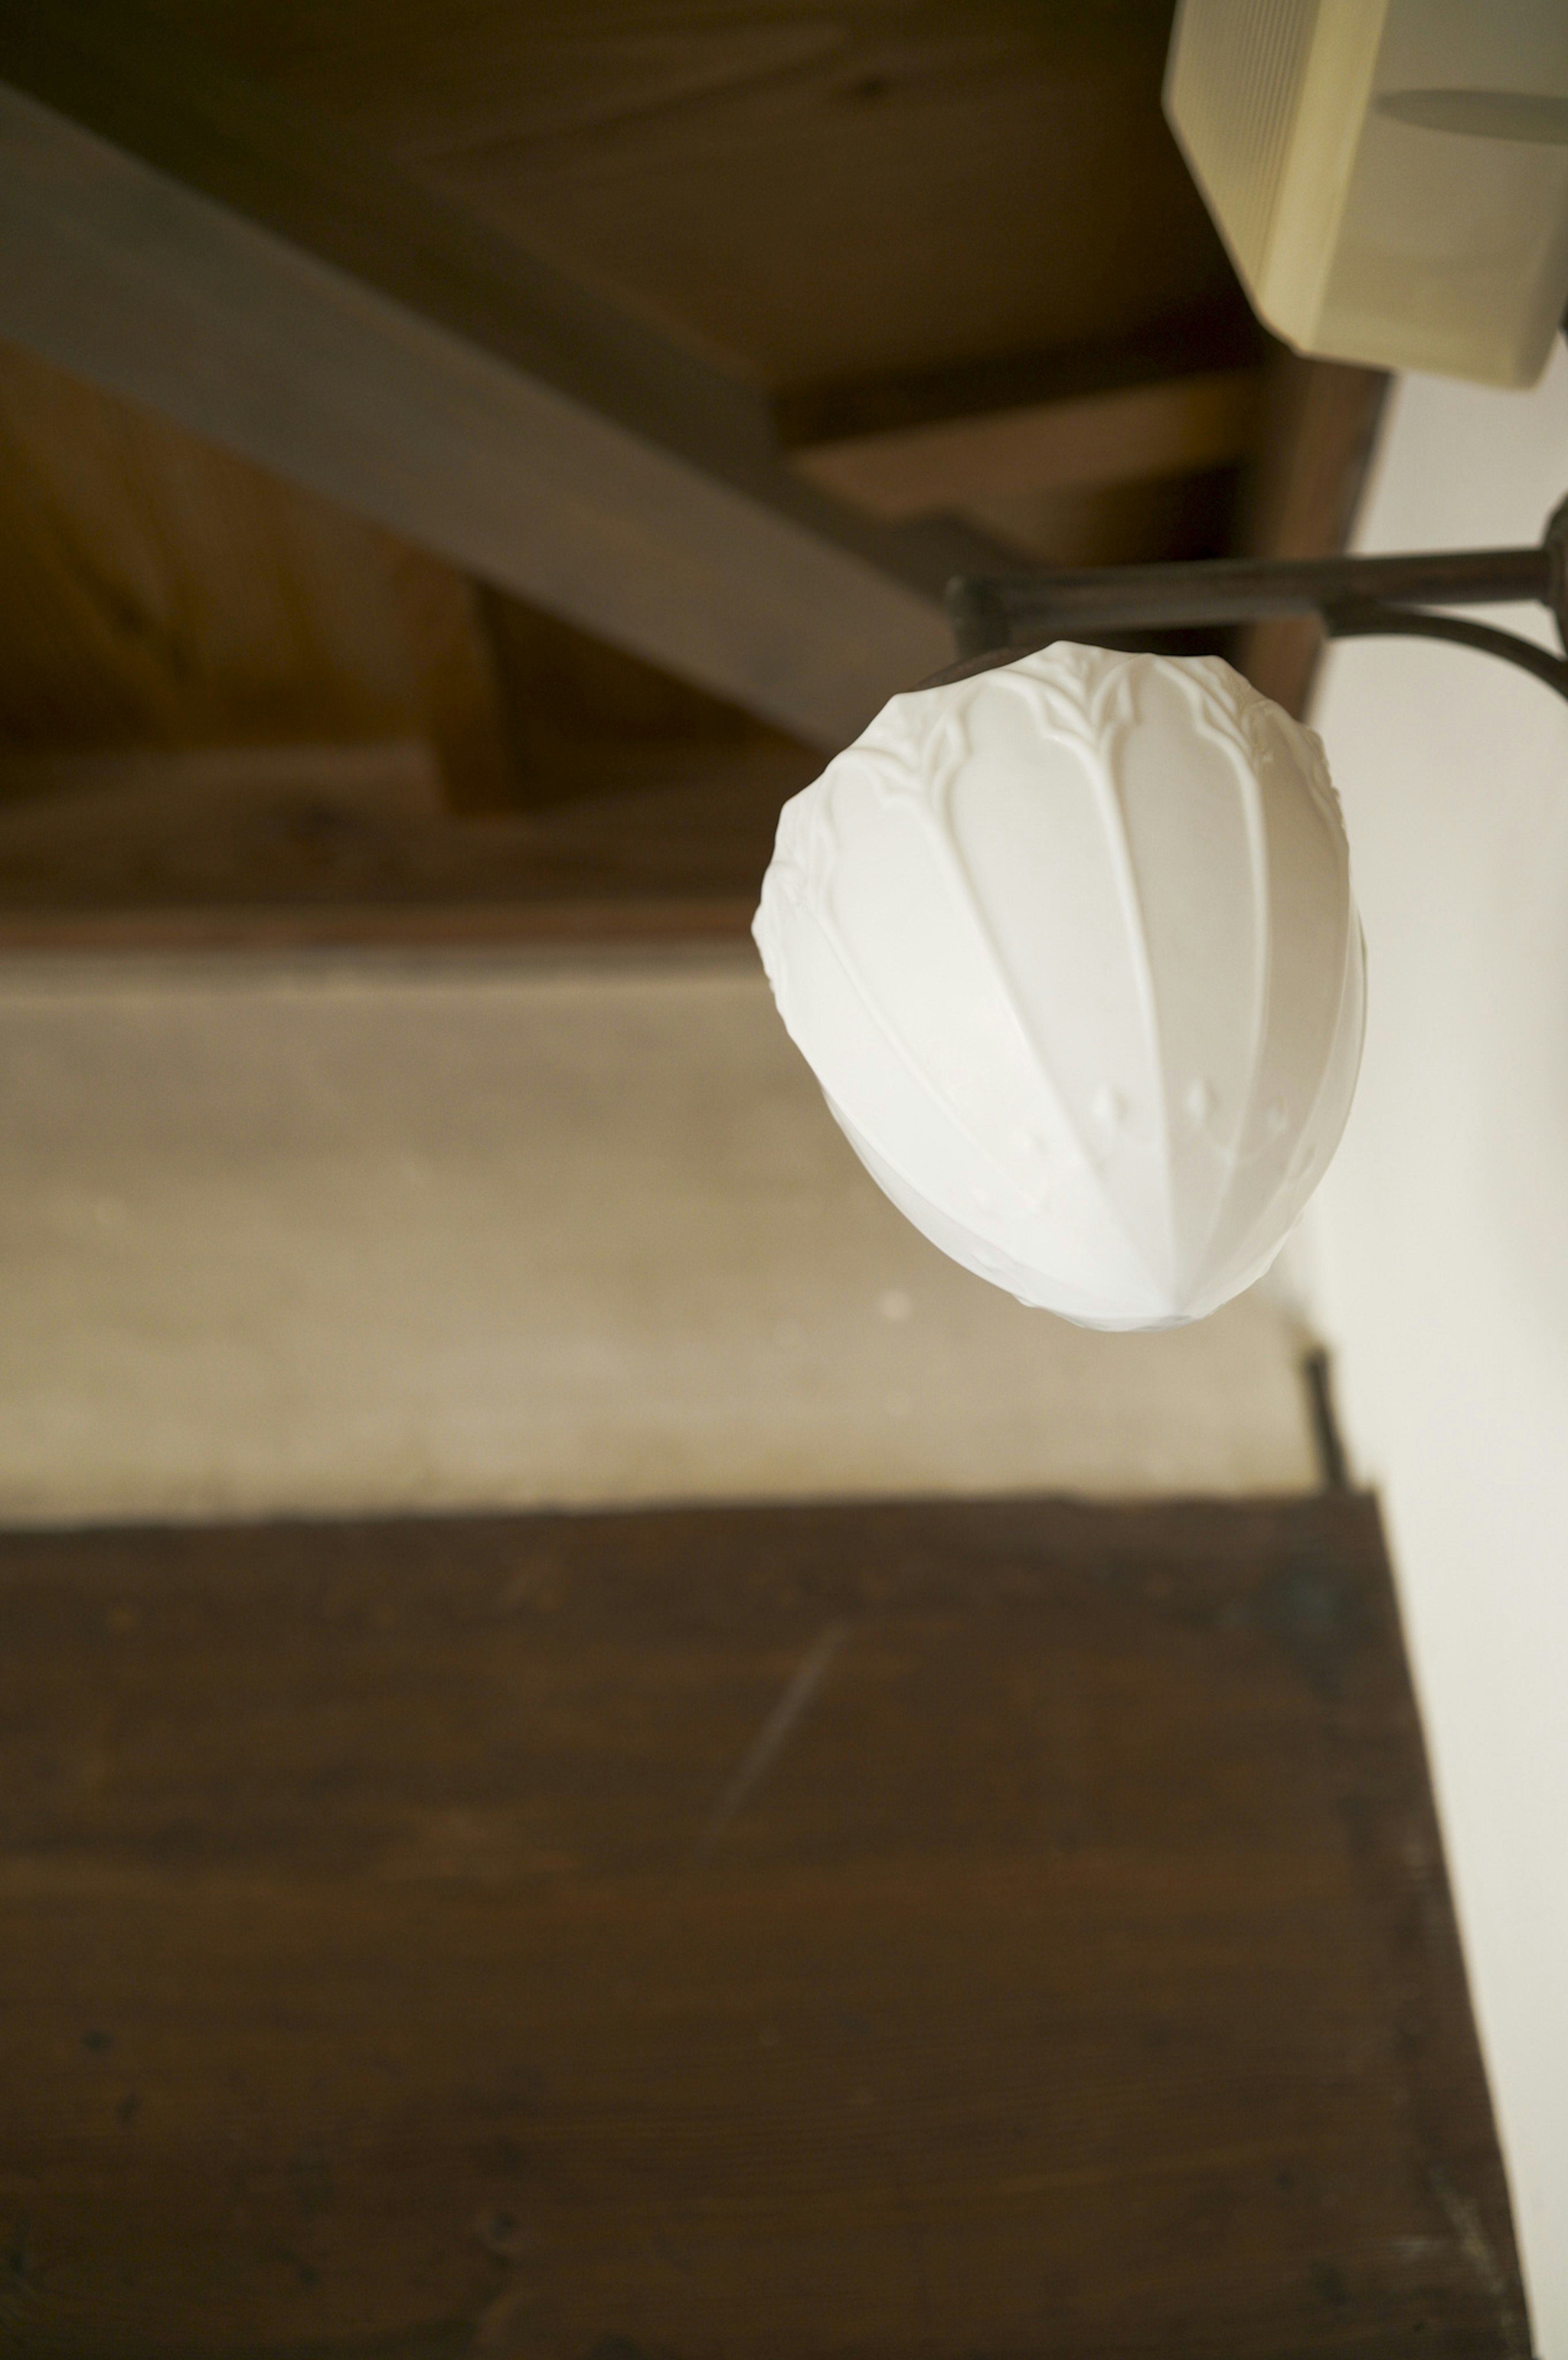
[753,503,1568,1332]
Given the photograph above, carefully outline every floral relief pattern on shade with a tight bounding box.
[754,642,1365,1332]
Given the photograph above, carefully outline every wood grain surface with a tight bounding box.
[0,341,820,903]
[0,1495,1526,2357]
[0,0,1274,749]
[0,38,960,749]
[96,0,1239,394]
[0,339,517,813]
[0,732,808,949]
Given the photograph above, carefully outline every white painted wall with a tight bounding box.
[1307,344,1568,2353]
[0,948,1316,1525]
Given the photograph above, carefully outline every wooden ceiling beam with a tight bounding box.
[0,3,1013,751]
[791,365,1266,519]
[777,300,1271,555]
[1236,353,1391,717]
[0,734,803,952]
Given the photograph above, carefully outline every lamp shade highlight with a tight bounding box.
[753,643,1365,1331]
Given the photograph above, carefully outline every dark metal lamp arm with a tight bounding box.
[944,496,1568,705]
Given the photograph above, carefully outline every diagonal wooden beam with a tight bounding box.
[0,2,1007,749]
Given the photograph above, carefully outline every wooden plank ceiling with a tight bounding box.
[0,0,1386,944]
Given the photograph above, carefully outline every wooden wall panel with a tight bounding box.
[0,1495,1526,2357]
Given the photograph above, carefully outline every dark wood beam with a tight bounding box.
[0,736,809,951]
[777,301,1271,564]
[1236,353,1391,717]
[0,2,1015,749]
[775,299,1269,452]
[792,366,1265,518]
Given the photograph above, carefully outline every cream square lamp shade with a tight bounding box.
[753,645,1365,1331]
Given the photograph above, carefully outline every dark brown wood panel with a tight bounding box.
[133,0,1241,391]
[0,736,807,949]
[774,301,1269,455]
[0,1495,1526,2358]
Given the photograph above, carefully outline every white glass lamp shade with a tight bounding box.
[753,644,1365,1331]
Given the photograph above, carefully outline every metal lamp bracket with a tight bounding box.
[941,495,1568,703]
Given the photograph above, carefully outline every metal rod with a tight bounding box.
[947,546,1554,657]
[1325,604,1568,704]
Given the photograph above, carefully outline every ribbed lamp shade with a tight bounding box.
[753,644,1365,1331]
